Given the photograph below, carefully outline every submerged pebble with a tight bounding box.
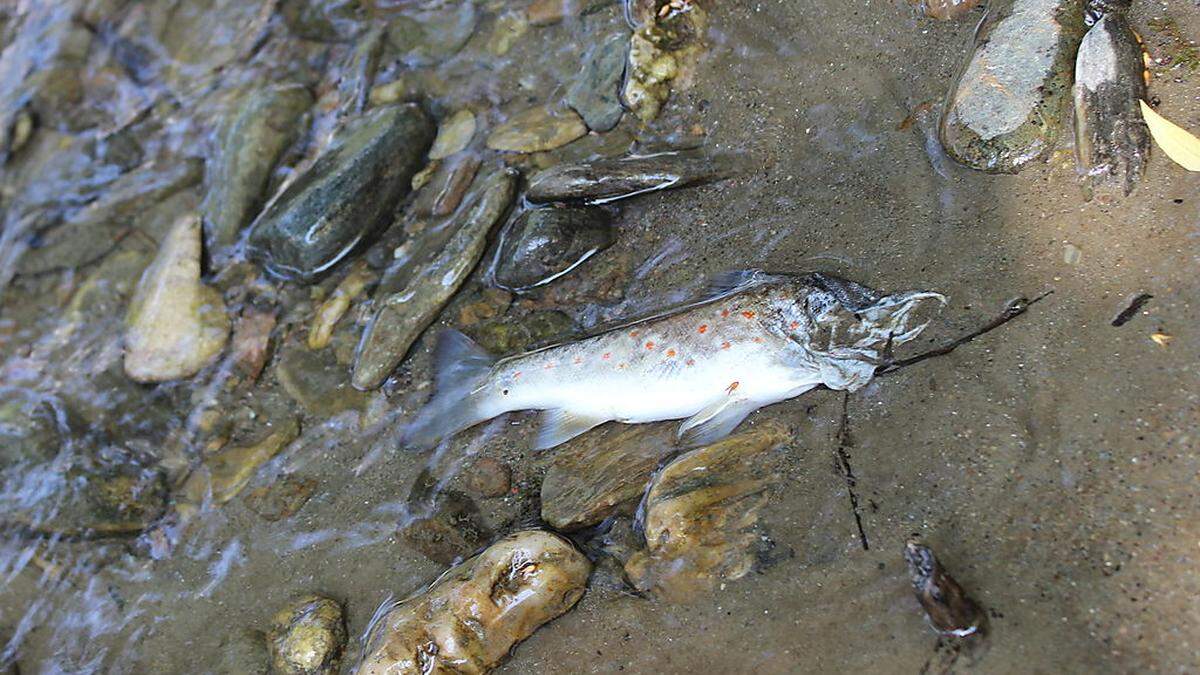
[1073,13,1149,201]
[385,3,478,67]
[18,450,168,538]
[429,109,477,160]
[247,104,434,281]
[267,595,347,675]
[486,106,587,153]
[939,0,1086,172]
[177,417,301,518]
[307,261,376,350]
[358,530,591,674]
[400,469,492,565]
[123,214,230,383]
[493,206,615,292]
[277,340,370,416]
[352,168,518,390]
[526,150,735,203]
[567,34,628,132]
[201,84,313,253]
[541,423,676,531]
[624,422,789,601]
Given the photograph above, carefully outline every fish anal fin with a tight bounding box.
[535,409,609,450]
[677,398,759,447]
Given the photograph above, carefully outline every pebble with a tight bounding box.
[493,206,615,291]
[465,457,512,498]
[486,106,587,153]
[267,595,347,675]
[567,34,628,132]
[428,109,477,160]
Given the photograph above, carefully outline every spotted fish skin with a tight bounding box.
[405,271,945,450]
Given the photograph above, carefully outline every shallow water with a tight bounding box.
[2,0,1199,672]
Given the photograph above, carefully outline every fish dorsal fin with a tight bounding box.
[699,269,779,302]
[535,409,608,450]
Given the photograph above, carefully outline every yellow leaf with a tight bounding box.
[1140,100,1200,171]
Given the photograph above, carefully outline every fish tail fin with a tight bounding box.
[403,330,497,450]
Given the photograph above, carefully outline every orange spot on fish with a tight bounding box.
[573,357,583,364]
[686,358,695,367]
[645,341,655,350]
[789,321,800,330]
[752,336,764,344]
[630,330,639,338]
[602,352,611,360]
[741,311,755,319]
[721,309,730,317]
[513,371,522,378]
[666,349,676,357]
[698,324,708,334]
[726,381,740,394]
[721,341,731,350]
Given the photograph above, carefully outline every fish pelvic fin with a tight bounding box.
[403,330,497,450]
[677,397,760,447]
[535,409,608,450]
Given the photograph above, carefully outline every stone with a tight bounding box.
[939,0,1087,173]
[623,0,708,122]
[267,595,347,675]
[124,214,230,383]
[201,84,313,252]
[1073,13,1149,202]
[493,206,615,292]
[465,457,512,498]
[624,421,790,601]
[385,3,478,67]
[487,10,529,56]
[34,450,168,538]
[280,0,363,42]
[177,417,301,517]
[243,475,319,521]
[352,169,518,390]
[411,155,481,218]
[358,531,591,674]
[230,307,277,382]
[526,149,737,203]
[276,341,370,416]
[307,261,376,350]
[400,469,491,565]
[246,104,434,281]
[567,34,628,132]
[541,423,675,530]
[465,310,575,355]
[429,109,477,160]
[17,159,203,276]
[456,288,513,326]
[0,390,65,468]
[919,0,983,19]
[486,106,587,153]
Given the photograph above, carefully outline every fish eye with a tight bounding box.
[502,389,509,395]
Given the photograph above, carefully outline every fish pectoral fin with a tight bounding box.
[677,398,759,447]
[535,409,609,450]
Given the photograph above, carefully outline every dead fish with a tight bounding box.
[405,270,945,450]
[904,539,985,638]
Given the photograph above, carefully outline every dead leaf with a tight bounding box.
[1150,332,1173,347]
[1140,100,1200,171]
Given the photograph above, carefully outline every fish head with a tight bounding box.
[768,273,946,390]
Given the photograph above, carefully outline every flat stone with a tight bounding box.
[526,150,736,204]
[277,341,369,416]
[428,109,477,160]
[567,34,628,132]
[247,104,433,281]
[486,106,587,153]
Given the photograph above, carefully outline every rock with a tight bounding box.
[0,4,90,140]
[277,340,370,416]
[465,457,512,498]
[465,310,575,355]
[526,0,610,25]
[493,206,614,292]
[541,424,675,530]
[411,155,481,217]
[267,595,347,675]
[429,109,477,160]
[0,390,65,468]
[352,169,518,390]
[124,214,230,383]
[487,10,529,56]
[1073,13,1149,202]
[624,422,789,601]
[177,417,301,519]
[280,0,363,42]
[486,106,587,153]
[336,24,385,117]
[567,34,628,132]
[918,0,983,19]
[623,0,708,122]
[17,159,203,276]
[939,0,1086,173]
[243,475,318,521]
[456,288,513,326]
[247,104,434,281]
[201,84,313,252]
[8,446,169,538]
[359,531,591,674]
[526,149,736,203]
[230,307,277,383]
[385,3,478,67]
[308,260,376,350]
[400,469,491,565]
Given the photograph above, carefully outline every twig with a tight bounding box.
[834,392,870,551]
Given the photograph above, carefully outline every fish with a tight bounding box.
[404,270,945,450]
